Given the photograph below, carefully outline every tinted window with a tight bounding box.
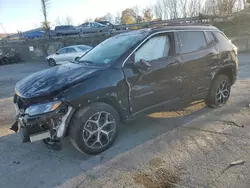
[178,31,207,54]
[213,31,230,46]
[206,31,216,45]
[58,48,67,54]
[135,34,173,63]
[67,48,76,53]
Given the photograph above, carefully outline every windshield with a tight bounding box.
[78,32,145,65]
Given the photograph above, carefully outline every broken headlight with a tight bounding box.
[25,101,62,116]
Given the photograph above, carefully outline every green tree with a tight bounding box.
[121,8,136,24]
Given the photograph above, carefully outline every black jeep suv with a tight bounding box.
[12,25,238,154]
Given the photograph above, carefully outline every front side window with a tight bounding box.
[135,35,171,63]
[178,31,207,54]
[213,31,230,46]
[205,31,216,45]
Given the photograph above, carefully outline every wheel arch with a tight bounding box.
[66,95,130,136]
[213,66,236,85]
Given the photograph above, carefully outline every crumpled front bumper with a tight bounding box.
[11,103,74,143]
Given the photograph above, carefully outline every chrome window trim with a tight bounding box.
[121,29,218,67]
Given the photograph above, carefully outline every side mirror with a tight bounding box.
[56,52,59,55]
[135,59,151,74]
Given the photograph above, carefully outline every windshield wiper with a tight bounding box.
[78,60,95,65]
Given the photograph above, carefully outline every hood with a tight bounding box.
[15,62,103,98]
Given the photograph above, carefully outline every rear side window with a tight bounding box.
[205,31,216,45]
[67,48,77,53]
[213,31,230,46]
[178,31,207,54]
[58,48,67,54]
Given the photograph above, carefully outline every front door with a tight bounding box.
[123,32,184,114]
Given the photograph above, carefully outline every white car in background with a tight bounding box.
[47,45,92,66]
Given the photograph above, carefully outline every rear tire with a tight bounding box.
[69,102,120,155]
[48,58,56,67]
[206,75,231,108]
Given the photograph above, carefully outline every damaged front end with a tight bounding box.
[11,94,74,147]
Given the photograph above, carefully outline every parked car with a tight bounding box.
[76,22,109,33]
[46,45,92,66]
[96,21,128,30]
[96,21,115,29]
[0,51,21,65]
[12,25,238,155]
[54,25,80,36]
[23,30,45,39]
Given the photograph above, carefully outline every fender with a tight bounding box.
[62,68,131,122]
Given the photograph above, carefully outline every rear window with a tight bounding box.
[205,31,216,45]
[213,31,230,45]
[77,45,91,51]
[178,31,207,54]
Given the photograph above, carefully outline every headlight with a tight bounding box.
[25,101,62,116]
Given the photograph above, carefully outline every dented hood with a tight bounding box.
[15,62,103,98]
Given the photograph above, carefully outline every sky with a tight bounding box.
[0,0,156,33]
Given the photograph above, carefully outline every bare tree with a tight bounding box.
[55,17,62,26]
[65,15,73,25]
[41,0,50,32]
[179,0,188,18]
[151,0,163,20]
[132,5,141,23]
[114,12,121,24]
[85,18,94,22]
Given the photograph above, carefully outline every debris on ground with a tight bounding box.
[134,167,182,188]
[222,160,246,174]
[221,120,244,128]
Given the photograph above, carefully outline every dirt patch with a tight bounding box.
[149,157,164,168]
[134,167,182,188]
[148,101,205,119]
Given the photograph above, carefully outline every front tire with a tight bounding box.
[206,75,231,108]
[48,58,56,67]
[69,102,120,155]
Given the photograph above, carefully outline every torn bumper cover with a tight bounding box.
[11,101,74,143]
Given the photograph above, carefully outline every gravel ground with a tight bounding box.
[0,55,250,188]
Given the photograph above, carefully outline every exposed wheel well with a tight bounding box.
[215,68,234,84]
[96,98,126,123]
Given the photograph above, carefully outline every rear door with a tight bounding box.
[123,32,184,114]
[65,47,77,62]
[177,31,216,100]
